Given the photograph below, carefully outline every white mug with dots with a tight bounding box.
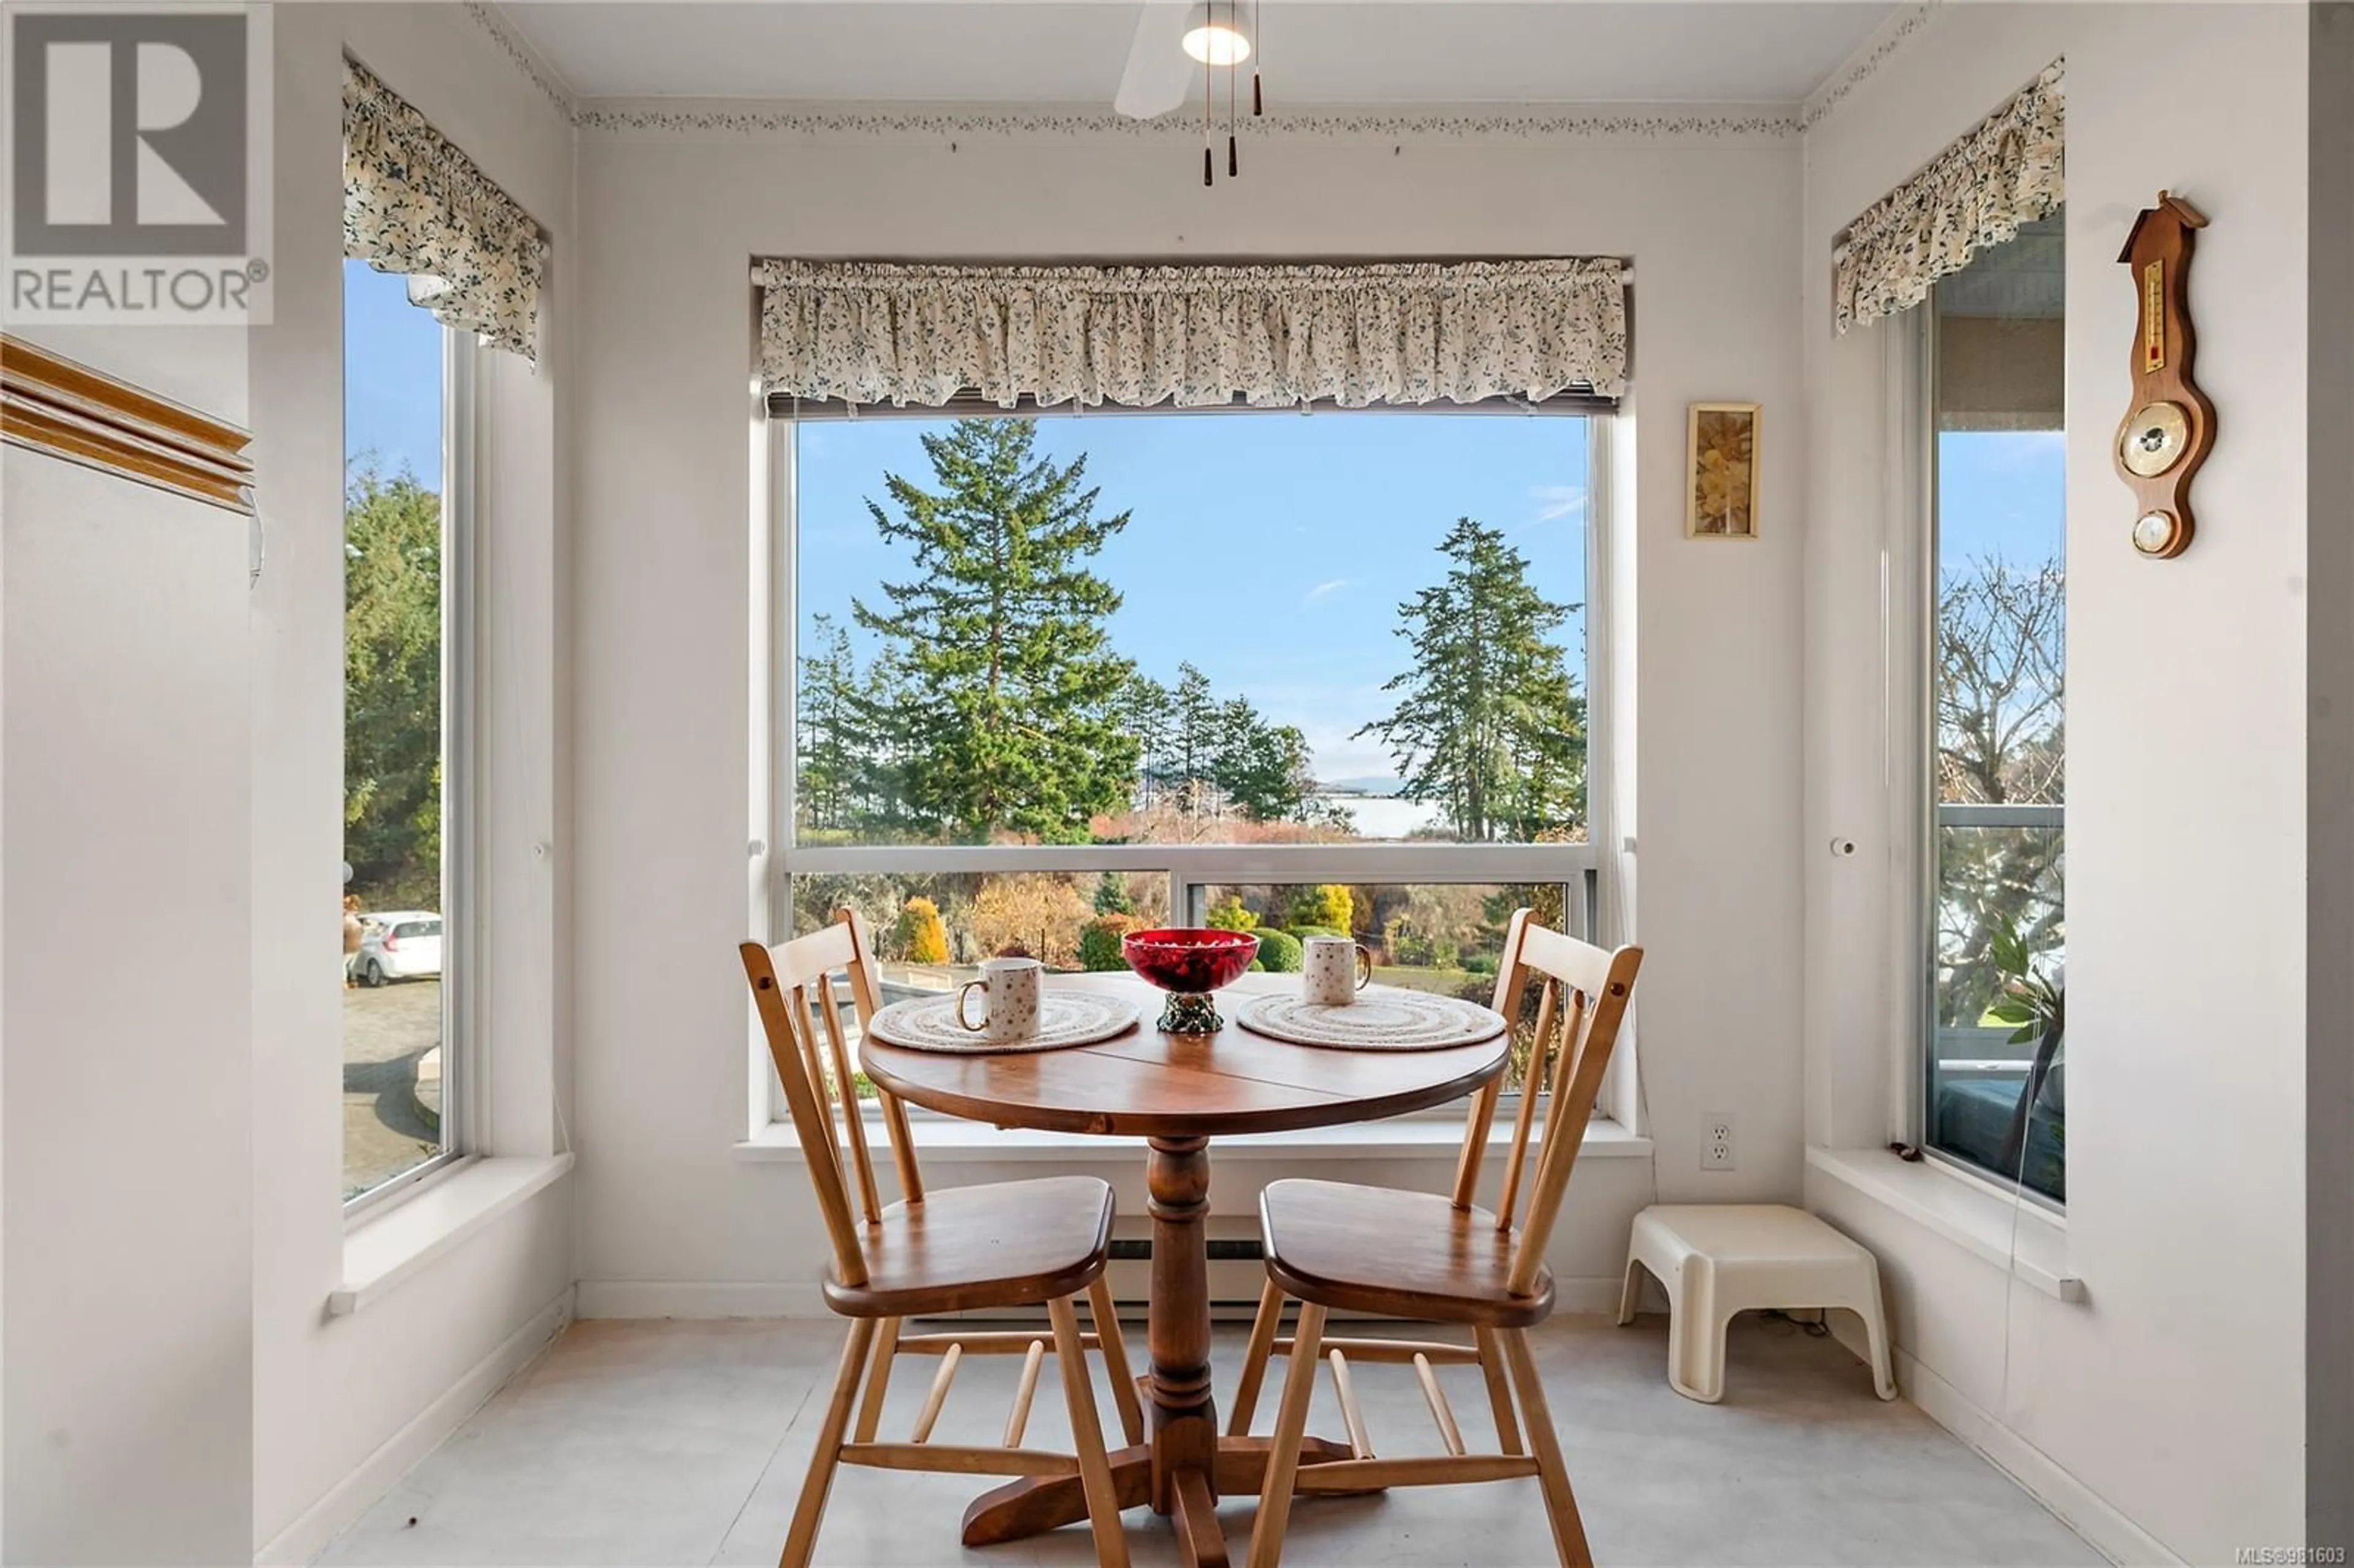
[956,956,1043,1043]
[1301,936,1374,1007]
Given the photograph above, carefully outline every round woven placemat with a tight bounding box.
[865,991,1141,1055]
[1233,986,1508,1051]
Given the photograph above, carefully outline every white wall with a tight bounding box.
[566,118,1809,1309]
[1,48,257,1552]
[2,405,254,1562]
[1800,6,2312,1559]
[248,7,577,1557]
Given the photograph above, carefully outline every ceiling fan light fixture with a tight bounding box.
[1181,15,1250,66]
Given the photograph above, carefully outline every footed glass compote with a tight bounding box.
[1121,927,1260,1033]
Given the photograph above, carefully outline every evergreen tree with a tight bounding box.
[798,613,861,834]
[851,651,921,834]
[1358,517,1585,842]
[1119,674,1175,809]
[1092,871,1137,915]
[1212,697,1316,822]
[343,461,443,908]
[1132,662,1316,823]
[854,421,1140,841]
[1170,662,1221,812]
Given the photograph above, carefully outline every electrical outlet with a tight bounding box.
[1702,1112,1736,1171]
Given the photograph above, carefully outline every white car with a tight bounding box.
[357,911,443,986]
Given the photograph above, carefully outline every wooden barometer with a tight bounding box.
[2114,191,2215,558]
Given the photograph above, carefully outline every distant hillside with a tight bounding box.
[1318,776,1407,797]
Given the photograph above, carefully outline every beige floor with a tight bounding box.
[318,1314,2101,1567]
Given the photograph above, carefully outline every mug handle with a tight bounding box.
[1354,943,1374,990]
[955,980,989,1031]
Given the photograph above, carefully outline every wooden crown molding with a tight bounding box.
[1,334,254,513]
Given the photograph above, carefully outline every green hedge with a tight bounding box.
[1254,929,1303,973]
[1078,913,1141,972]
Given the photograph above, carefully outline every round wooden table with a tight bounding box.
[860,972,1510,1567]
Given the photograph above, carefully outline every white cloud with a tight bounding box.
[1303,577,1352,606]
[1528,484,1586,526]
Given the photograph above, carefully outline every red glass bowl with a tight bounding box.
[1122,927,1259,995]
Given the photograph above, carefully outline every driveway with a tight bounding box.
[345,978,443,1199]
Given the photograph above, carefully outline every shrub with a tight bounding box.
[972,873,1087,969]
[1463,953,1499,976]
[1254,928,1303,973]
[1288,926,1344,941]
[1092,872,1136,916]
[1078,913,1142,972]
[897,896,948,965]
[1205,894,1259,933]
[1287,883,1354,934]
[1384,915,1459,970]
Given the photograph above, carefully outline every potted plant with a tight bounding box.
[1985,923,2064,1187]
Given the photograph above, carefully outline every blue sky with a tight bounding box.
[345,259,444,489]
[797,414,1589,786]
[1940,429,2066,569]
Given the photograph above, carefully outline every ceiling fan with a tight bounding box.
[1114,0,1258,120]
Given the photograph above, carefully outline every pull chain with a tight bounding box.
[1227,0,1239,177]
[1253,0,1263,116]
[1202,13,1213,186]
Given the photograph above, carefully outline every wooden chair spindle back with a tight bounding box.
[1447,909,1644,1297]
[740,909,927,1292]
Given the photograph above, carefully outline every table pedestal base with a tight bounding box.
[961,1436,1369,1564]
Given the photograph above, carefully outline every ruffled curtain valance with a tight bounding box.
[1833,60,2064,333]
[343,59,544,360]
[755,258,1628,409]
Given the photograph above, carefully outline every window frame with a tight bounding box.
[758,408,1621,1133]
[1911,271,2066,1213]
[343,322,478,1220]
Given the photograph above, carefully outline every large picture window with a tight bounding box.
[343,258,469,1206]
[1925,212,2065,1203]
[774,408,1602,1099]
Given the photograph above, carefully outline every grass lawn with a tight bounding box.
[1373,964,1485,998]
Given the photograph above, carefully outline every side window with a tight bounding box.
[342,258,463,1206]
[1925,211,2066,1204]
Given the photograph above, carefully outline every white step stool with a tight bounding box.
[1617,1203,1897,1404]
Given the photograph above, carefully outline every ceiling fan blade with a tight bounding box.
[1114,0,1195,120]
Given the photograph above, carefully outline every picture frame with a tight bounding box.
[1686,402,1761,539]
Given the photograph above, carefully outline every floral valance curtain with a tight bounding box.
[343,59,543,360]
[754,258,1628,409]
[1832,60,2064,333]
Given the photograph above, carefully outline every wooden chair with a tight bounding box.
[1227,910,1644,1568]
[739,911,1144,1568]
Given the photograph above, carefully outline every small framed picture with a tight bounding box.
[1686,402,1760,539]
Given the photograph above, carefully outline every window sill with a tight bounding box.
[1805,1145,2081,1303]
[332,1152,574,1317]
[736,1115,1651,1165]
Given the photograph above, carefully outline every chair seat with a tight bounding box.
[823,1176,1114,1318]
[1259,1179,1553,1327]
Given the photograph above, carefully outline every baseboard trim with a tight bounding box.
[1856,1333,2182,1567]
[574,1275,1627,1322]
[576,1279,831,1318]
[252,1284,574,1566]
